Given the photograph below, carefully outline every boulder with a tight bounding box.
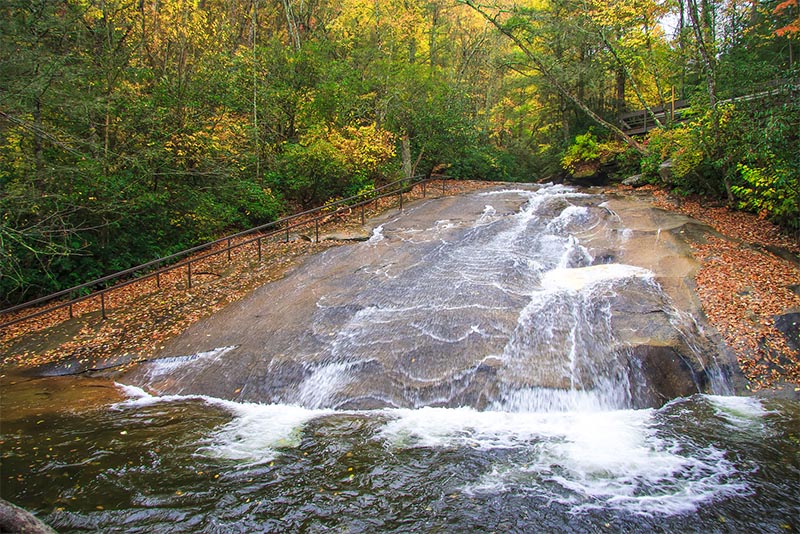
[658,159,674,184]
[626,345,704,407]
[622,174,647,187]
[774,311,800,352]
[320,229,371,242]
[0,499,57,534]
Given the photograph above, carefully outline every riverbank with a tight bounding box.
[1,180,798,394]
[643,186,800,393]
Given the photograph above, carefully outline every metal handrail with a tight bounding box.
[0,174,452,332]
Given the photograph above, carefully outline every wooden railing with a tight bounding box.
[619,79,800,135]
[0,175,454,333]
[618,99,689,135]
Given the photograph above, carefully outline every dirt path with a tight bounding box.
[2,181,798,394]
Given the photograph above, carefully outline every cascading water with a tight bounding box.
[125,184,727,411]
[2,185,797,533]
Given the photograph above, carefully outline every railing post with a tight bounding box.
[257,237,262,262]
[315,219,319,243]
[399,189,403,211]
[285,225,289,243]
[69,302,73,319]
[156,271,161,288]
[227,238,232,261]
[361,203,365,225]
[671,85,675,122]
[100,292,106,320]
[188,261,193,289]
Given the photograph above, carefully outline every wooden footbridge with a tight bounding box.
[619,79,799,135]
[618,99,689,135]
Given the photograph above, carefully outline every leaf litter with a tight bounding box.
[644,185,800,391]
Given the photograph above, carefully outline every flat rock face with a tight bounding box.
[121,185,738,410]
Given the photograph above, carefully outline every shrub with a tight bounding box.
[562,132,626,178]
[274,124,396,208]
[561,132,600,174]
[447,146,511,182]
[641,98,800,231]
[640,107,737,197]
[732,163,800,231]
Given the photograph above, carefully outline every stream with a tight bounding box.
[1,184,798,532]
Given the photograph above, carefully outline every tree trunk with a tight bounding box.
[601,30,663,129]
[252,0,260,181]
[281,0,301,50]
[401,133,423,180]
[679,0,687,99]
[615,66,626,115]
[687,0,727,200]
[643,17,667,114]
[687,0,717,107]
[104,99,111,172]
[402,133,413,181]
[463,1,648,155]
[429,3,440,72]
[33,96,45,190]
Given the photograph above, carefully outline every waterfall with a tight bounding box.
[128,184,734,412]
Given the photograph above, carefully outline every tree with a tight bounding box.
[461,0,648,154]
[774,0,800,39]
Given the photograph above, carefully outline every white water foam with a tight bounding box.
[476,205,498,226]
[556,235,593,269]
[114,384,330,465]
[143,346,237,379]
[707,395,769,428]
[200,403,330,464]
[620,228,634,241]
[294,359,374,409]
[476,183,589,200]
[541,264,654,292]
[545,205,590,233]
[114,386,749,515]
[378,405,748,515]
[367,224,385,244]
[489,385,632,413]
[114,383,162,404]
[432,218,457,230]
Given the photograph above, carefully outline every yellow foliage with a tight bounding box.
[325,124,396,174]
[164,112,250,166]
